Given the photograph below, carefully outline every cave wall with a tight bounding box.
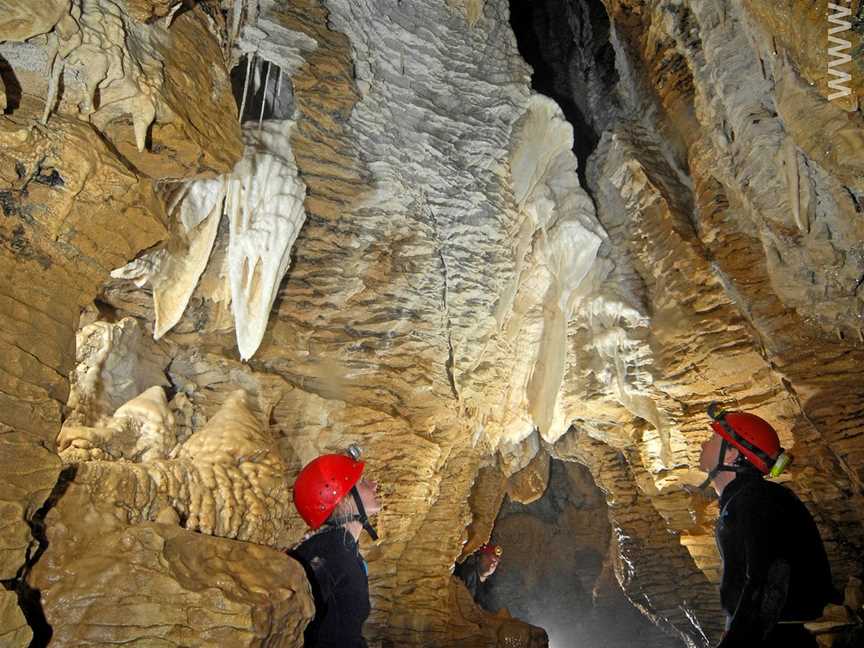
[1,0,863,647]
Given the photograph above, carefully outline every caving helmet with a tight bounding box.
[479,543,503,559]
[704,402,791,479]
[293,444,379,540]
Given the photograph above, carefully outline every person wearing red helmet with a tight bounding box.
[454,542,503,603]
[698,403,835,648]
[290,445,381,648]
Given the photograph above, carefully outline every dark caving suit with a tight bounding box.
[716,469,835,648]
[292,527,370,648]
[455,552,488,602]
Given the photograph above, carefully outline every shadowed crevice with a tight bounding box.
[0,464,77,648]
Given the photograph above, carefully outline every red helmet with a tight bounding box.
[479,543,503,558]
[293,454,364,529]
[709,409,781,474]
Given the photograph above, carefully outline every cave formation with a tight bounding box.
[1,0,864,647]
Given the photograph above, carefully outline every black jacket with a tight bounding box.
[291,527,370,648]
[454,553,485,602]
[716,472,834,646]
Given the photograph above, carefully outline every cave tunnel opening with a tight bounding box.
[480,458,683,648]
[508,0,620,189]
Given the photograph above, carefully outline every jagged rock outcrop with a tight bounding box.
[0,0,248,642]
[0,94,169,635]
[57,388,292,545]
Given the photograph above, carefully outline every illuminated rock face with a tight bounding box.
[2,0,864,647]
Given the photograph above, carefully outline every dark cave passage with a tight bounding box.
[481,459,683,648]
[508,0,619,187]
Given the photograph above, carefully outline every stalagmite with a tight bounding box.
[58,385,176,462]
[56,388,291,544]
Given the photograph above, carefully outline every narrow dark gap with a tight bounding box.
[0,465,77,648]
[508,0,619,190]
[230,55,294,124]
[0,54,22,115]
[92,297,120,323]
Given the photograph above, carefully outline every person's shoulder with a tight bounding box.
[732,476,807,518]
[758,477,804,504]
[294,528,339,558]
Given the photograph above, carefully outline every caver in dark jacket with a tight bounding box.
[292,526,370,648]
[698,405,838,648]
[291,448,381,648]
[716,469,834,648]
[454,543,502,607]
[455,552,484,600]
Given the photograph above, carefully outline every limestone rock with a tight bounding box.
[447,0,487,27]
[4,0,864,645]
[506,450,550,505]
[447,575,548,647]
[65,317,170,427]
[59,385,176,462]
[742,0,863,111]
[553,429,726,644]
[110,181,225,341]
[0,2,241,177]
[461,465,508,559]
[0,427,62,579]
[0,0,69,42]
[58,389,291,545]
[125,0,182,24]
[226,121,308,360]
[111,0,314,358]
[0,94,166,647]
[487,460,680,648]
[31,516,314,647]
[0,590,30,648]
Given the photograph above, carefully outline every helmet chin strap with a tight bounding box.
[695,438,751,491]
[348,485,379,541]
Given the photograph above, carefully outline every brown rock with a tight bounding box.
[105,4,243,178]
[506,450,550,505]
[5,0,864,645]
[461,465,508,559]
[31,515,314,647]
[0,69,167,643]
[125,0,183,24]
[743,0,863,111]
[0,427,61,579]
[0,590,30,648]
[0,0,69,41]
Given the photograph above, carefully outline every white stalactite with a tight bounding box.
[111,179,225,339]
[225,121,307,360]
[109,4,315,359]
[506,95,610,444]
